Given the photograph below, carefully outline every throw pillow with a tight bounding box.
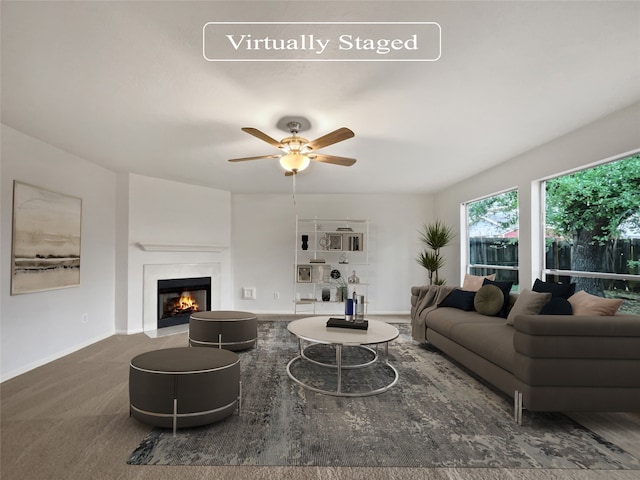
[438,289,476,311]
[568,290,623,316]
[473,284,504,316]
[539,297,573,315]
[532,278,576,299]
[462,273,496,292]
[482,278,513,318]
[506,289,552,325]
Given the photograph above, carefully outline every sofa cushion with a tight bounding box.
[425,307,504,338]
[449,322,516,372]
[533,278,576,299]
[539,297,573,315]
[568,290,623,316]
[437,289,476,311]
[474,284,504,316]
[462,273,496,291]
[482,279,513,318]
[506,289,551,325]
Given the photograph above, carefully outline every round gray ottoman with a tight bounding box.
[189,310,257,351]
[129,347,240,434]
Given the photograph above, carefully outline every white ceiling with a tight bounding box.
[2,1,639,194]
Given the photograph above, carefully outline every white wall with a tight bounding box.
[1,125,117,381]
[433,102,640,289]
[232,193,434,314]
[125,174,232,333]
[5,101,636,381]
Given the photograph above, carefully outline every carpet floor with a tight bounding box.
[127,321,640,469]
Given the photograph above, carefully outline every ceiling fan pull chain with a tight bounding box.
[292,170,297,206]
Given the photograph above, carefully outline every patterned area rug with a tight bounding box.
[127,321,640,469]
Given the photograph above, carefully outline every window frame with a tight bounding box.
[462,188,520,281]
[539,151,640,286]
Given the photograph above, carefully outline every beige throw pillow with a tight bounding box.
[506,289,551,325]
[462,273,496,292]
[568,290,623,316]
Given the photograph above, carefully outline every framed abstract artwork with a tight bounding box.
[11,181,82,295]
[297,265,312,283]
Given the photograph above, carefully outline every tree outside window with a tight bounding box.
[544,153,640,314]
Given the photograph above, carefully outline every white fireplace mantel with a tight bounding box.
[137,242,228,252]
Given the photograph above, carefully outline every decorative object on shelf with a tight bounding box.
[336,227,353,232]
[322,287,331,302]
[319,234,328,250]
[416,219,455,285]
[297,265,312,283]
[320,233,343,251]
[301,235,309,251]
[345,233,363,251]
[348,271,360,284]
[312,264,331,283]
[339,253,349,264]
[330,270,348,301]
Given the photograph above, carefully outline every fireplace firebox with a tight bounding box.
[157,277,211,329]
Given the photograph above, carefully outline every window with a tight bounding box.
[542,153,640,314]
[464,190,519,288]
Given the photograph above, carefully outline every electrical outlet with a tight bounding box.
[242,287,256,300]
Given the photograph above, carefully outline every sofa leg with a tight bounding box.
[514,390,523,425]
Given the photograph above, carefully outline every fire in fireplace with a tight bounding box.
[157,277,211,328]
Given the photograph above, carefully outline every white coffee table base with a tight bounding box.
[286,317,399,397]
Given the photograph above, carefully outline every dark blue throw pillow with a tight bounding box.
[438,289,476,311]
[532,278,576,299]
[539,296,573,315]
[482,278,513,318]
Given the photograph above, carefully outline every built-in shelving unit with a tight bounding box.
[294,217,369,314]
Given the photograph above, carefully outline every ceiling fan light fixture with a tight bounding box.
[280,153,310,173]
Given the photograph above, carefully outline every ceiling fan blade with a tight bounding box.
[228,154,281,162]
[305,127,354,151]
[241,127,283,149]
[310,154,357,167]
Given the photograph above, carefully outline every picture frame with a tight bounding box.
[11,181,82,295]
[297,264,312,283]
[344,233,364,251]
[327,233,343,250]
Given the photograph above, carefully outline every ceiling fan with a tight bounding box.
[228,119,356,175]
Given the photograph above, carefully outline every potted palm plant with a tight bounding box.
[416,220,455,285]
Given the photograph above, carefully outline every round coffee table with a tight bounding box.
[286,316,399,397]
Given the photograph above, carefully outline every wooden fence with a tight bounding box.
[469,237,640,289]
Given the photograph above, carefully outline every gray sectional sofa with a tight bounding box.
[410,285,640,423]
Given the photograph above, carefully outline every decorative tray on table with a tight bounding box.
[326,317,369,330]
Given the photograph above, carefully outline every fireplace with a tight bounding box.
[157,277,211,329]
